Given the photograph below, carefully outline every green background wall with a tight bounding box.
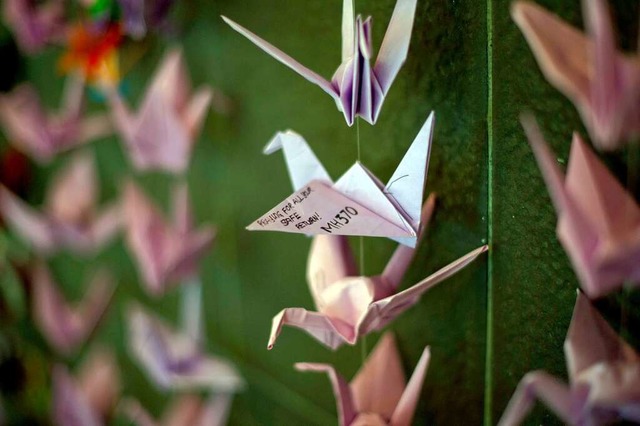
[0,0,638,424]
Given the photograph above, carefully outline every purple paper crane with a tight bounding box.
[0,77,112,163]
[123,181,215,296]
[499,292,640,425]
[296,332,430,426]
[107,49,212,174]
[222,0,418,126]
[117,0,176,39]
[522,116,640,298]
[32,263,115,356]
[121,394,233,426]
[0,152,121,256]
[268,195,488,350]
[127,304,244,393]
[52,348,120,426]
[2,0,65,54]
[512,0,640,150]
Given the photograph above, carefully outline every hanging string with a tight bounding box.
[355,116,368,363]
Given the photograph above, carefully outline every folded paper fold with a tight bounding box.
[223,0,417,126]
[248,111,435,248]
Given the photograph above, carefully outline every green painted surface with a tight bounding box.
[0,0,638,425]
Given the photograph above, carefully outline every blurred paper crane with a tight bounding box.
[123,181,215,297]
[117,0,177,39]
[107,49,212,174]
[499,292,640,425]
[0,152,121,256]
[512,0,640,150]
[223,0,417,126]
[0,77,112,163]
[52,348,120,426]
[121,394,233,426]
[32,263,115,356]
[522,115,640,298]
[127,304,244,393]
[296,332,430,426]
[268,196,488,350]
[2,0,66,54]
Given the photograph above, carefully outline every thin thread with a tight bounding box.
[484,0,494,424]
[356,116,367,363]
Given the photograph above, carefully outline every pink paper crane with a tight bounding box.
[127,303,244,393]
[123,181,215,296]
[522,116,640,298]
[0,77,112,163]
[107,49,212,174]
[499,292,640,425]
[52,348,120,426]
[296,332,430,426]
[512,0,640,150]
[2,0,65,54]
[121,394,233,426]
[0,152,121,256]
[268,195,488,350]
[32,262,115,356]
[222,0,417,126]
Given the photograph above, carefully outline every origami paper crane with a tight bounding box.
[121,394,232,426]
[499,292,640,425]
[107,49,212,174]
[296,332,430,426]
[268,196,488,350]
[222,0,417,126]
[117,0,176,39]
[2,0,65,54]
[0,77,112,163]
[32,263,115,355]
[53,348,120,426]
[123,181,215,296]
[0,153,121,256]
[512,0,640,150]
[522,116,640,298]
[247,111,434,248]
[127,304,244,392]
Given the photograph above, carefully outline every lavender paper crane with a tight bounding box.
[2,0,65,54]
[107,49,212,174]
[0,152,121,256]
[0,77,112,163]
[512,0,640,150]
[499,292,640,425]
[248,111,434,248]
[522,116,640,298]
[296,332,430,426]
[268,195,488,350]
[222,0,417,126]
[53,348,120,426]
[127,304,244,392]
[117,0,176,39]
[123,181,215,297]
[32,263,115,355]
[121,394,233,426]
